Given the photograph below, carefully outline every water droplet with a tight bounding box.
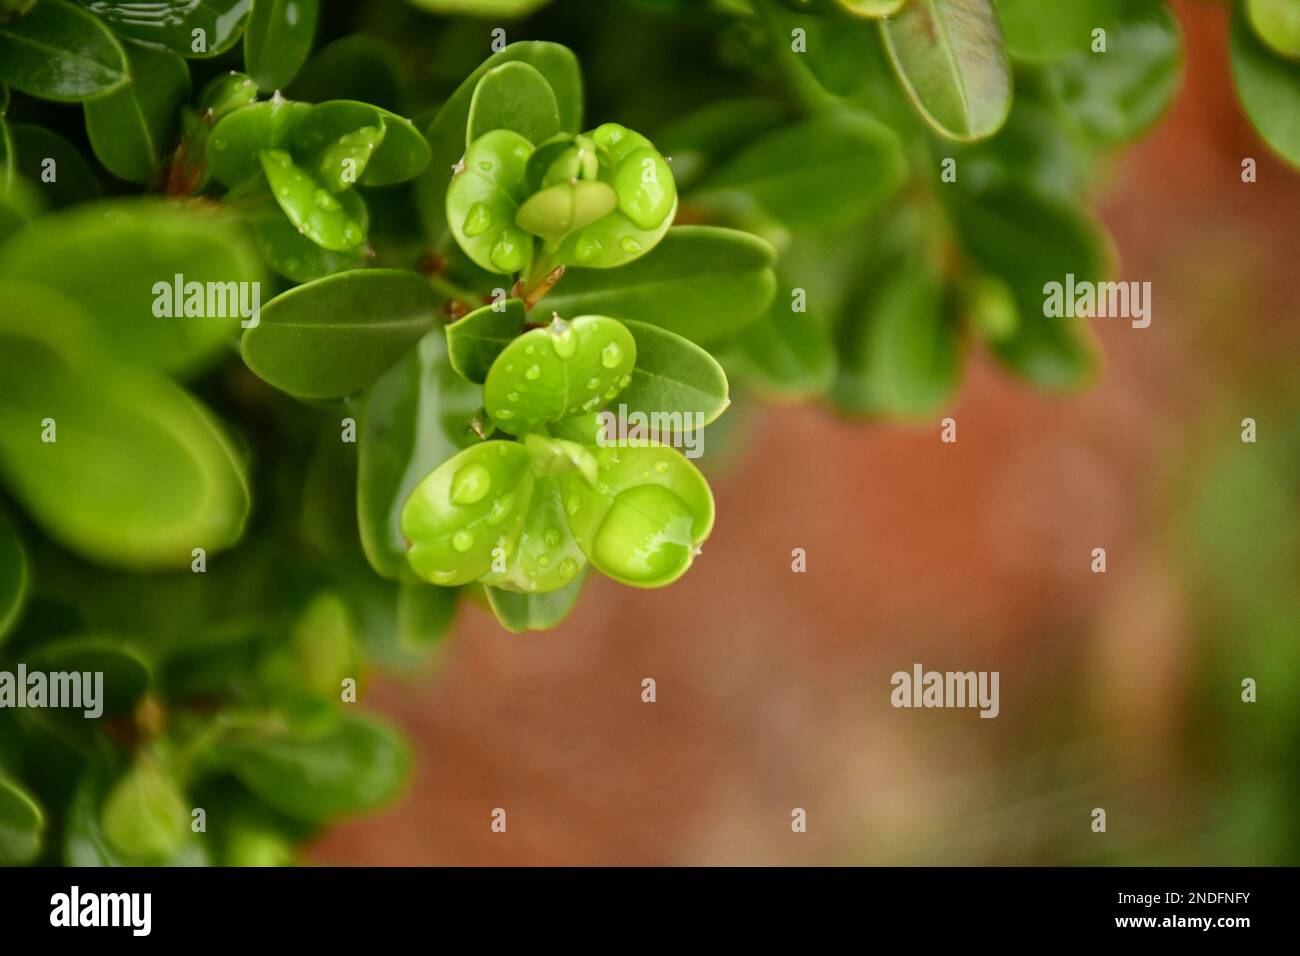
[544,528,561,547]
[586,377,600,391]
[212,138,228,152]
[506,392,519,403]
[487,492,514,525]
[451,530,474,552]
[524,365,541,381]
[489,232,524,272]
[478,160,493,172]
[342,222,362,244]
[654,461,669,474]
[603,385,620,400]
[600,341,623,369]
[525,344,536,356]
[505,363,515,372]
[449,462,491,505]
[496,409,515,419]
[559,558,579,580]
[548,317,576,358]
[276,186,291,199]
[313,189,339,211]
[619,237,642,255]
[537,554,551,568]
[618,374,631,388]
[574,234,602,262]
[463,202,492,237]
[566,496,581,517]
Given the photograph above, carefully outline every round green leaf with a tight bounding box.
[245,0,319,92]
[516,179,617,241]
[485,571,586,632]
[0,775,43,865]
[101,761,189,862]
[446,297,527,384]
[0,283,252,568]
[75,0,250,59]
[881,0,1013,141]
[0,512,26,643]
[293,100,430,186]
[246,191,365,283]
[0,0,128,102]
[259,149,366,251]
[1249,0,1300,59]
[84,39,191,184]
[446,127,534,275]
[199,70,259,121]
[400,441,534,586]
[208,96,312,188]
[467,60,562,146]
[484,315,637,434]
[8,123,100,207]
[1232,0,1300,168]
[478,474,587,592]
[618,320,730,426]
[241,269,440,399]
[314,122,386,193]
[559,442,714,588]
[542,226,777,345]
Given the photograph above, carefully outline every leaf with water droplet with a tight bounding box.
[400,441,534,586]
[314,122,387,193]
[446,297,527,384]
[0,0,127,102]
[245,0,320,93]
[446,128,535,275]
[516,180,618,242]
[483,315,636,435]
[617,320,730,428]
[260,149,366,251]
[478,476,587,593]
[245,190,366,283]
[485,569,587,633]
[208,98,312,187]
[294,99,430,185]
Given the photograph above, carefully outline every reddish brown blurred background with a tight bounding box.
[313,0,1300,865]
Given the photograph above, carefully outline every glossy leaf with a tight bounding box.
[200,71,260,120]
[559,443,714,588]
[446,298,527,384]
[467,61,562,146]
[245,191,364,282]
[0,0,128,102]
[400,441,534,586]
[479,474,587,592]
[75,0,251,59]
[241,269,440,399]
[696,112,906,225]
[486,569,587,632]
[216,713,410,823]
[260,149,366,251]
[517,180,618,241]
[0,775,43,865]
[618,320,730,426]
[245,0,319,92]
[208,97,312,187]
[0,512,26,643]
[0,199,263,376]
[445,128,534,275]
[542,226,777,345]
[314,122,385,192]
[84,40,191,184]
[484,315,637,434]
[294,99,430,186]
[1232,0,1300,168]
[0,282,251,568]
[357,331,482,579]
[8,123,101,207]
[881,0,1012,141]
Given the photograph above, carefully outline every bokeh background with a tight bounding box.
[311,0,1300,865]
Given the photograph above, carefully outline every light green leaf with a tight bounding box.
[1249,0,1300,59]
[406,0,555,16]
[241,269,440,399]
[0,0,128,102]
[1232,0,1300,168]
[467,60,562,146]
[478,473,587,592]
[0,511,26,643]
[294,99,430,186]
[446,298,527,384]
[208,97,312,188]
[881,0,1012,141]
[245,191,364,283]
[695,112,906,225]
[84,40,191,184]
[0,775,43,865]
[259,149,366,252]
[618,320,730,426]
[100,761,188,862]
[838,0,905,15]
[485,570,586,632]
[245,0,319,92]
[445,127,534,275]
[541,226,777,345]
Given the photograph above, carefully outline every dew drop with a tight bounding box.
[600,341,623,369]
[489,232,524,272]
[496,409,515,419]
[559,558,579,579]
[618,374,632,388]
[544,528,562,547]
[566,496,581,516]
[574,234,602,262]
[548,317,576,358]
[449,462,491,505]
[524,365,541,381]
[619,237,642,255]
[506,392,519,403]
[654,460,669,474]
[586,377,600,391]
[451,530,474,553]
[463,202,492,237]
[487,492,514,525]
[313,189,339,211]
[537,554,551,568]
[342,222,362,244]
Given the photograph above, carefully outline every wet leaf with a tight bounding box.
[84,40,191,184]
[446,297,527,384]
[0,0,127,102]
[245,0,319,92]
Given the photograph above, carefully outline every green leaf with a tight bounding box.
[245,191,364,283]
[25,636,151,714]
[559,443,714,588]
[695,112,906,225]
[947,184,1106,389]
[294,99,431,186]
[241,269,440,399]
[758,0,880,98]
[208,97,312,188]
[199,71,260,121]
[356,331,482,580]
[993,0,1123,63]
[618,320,730,426]
[259,149,366,252]
[417,42,582,242]
[445,127,534,275]
[0,199,263,377]
[838,0,905,15]
[541,226,777,346]
[218,713,410,823]
[0,0,128,102]
[485,570,586,632]
[467,61,562,146]
[446,298,527,384]
[483,315,637,435]
[75,0,250,59]
[100,761,188,862]
[1249,0,1300,59]
[406,0,555,16]
[1048,0,1183,144]
[245,0,319,92]
[313,122,385,193]
[0,282,251,568]
[478,473,587,592]
[0,775,43,865]
[64,771,207,866]
[881,0,1013,141]
[8,123,100,207]
[401,441,534,586]
[1232,0,1300,168]
[84,40,190,184]
[0,512,27,643]
[654,98,787,190]
[287,34,406,111]
[516,180,618,242]
[733,297,837,399]
[395,580,459,653]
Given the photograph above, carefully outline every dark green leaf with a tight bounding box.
[245,0,319,92]
[485,570,586,632]
[1232,0,1300,168]
[259,149,366,251]
[287,34,406,111]
[619,320,730,425]
[241,269,440,399]
[540,226,777,345]
[294,99,430,186]
[0,775,43,865]
[25,636,151,714]
[468,61,561,146]
[8,123,100,207]
[654,97,786,190]
[446,298,526,384]
[75,0,250,59]
[84,40,190,184]
[0,0,128,102]
[0,511,27,643]
[734,297,837,399]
